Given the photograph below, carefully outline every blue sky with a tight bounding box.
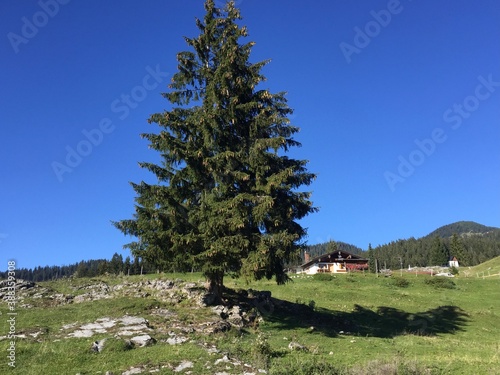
[1,0,499,270]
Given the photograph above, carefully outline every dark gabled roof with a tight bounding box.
[301,250,367,268]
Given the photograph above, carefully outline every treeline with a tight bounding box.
[303,241,364,261]
[0,253,157,282]
[368,230,500,270]
[4,227,500,281]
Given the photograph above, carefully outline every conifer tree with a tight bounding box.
[449,233,470,267]
[367,243,376,273]
[113,0,316,299]
[430,236,449,266]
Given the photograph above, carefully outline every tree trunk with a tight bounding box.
[205,272,224,303]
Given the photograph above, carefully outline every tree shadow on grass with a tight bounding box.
[262,298,469,338]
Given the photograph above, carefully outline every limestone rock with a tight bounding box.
[130,334,155,347]
[174,360,193,372]
[288,341,308,351]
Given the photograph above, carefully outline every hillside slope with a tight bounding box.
[467,255,500,276]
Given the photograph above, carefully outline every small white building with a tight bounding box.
[449,256,459,268]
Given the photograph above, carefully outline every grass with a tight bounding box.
[466,255,500,277]
[1,272,500,374]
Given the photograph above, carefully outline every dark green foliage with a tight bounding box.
[425,277,456,289]
[426,221,499,238]
[430,236,449,266]
[0,254,156,282]
[367,243,376,273]
[449,233,471,267]
[449,266,459,276]
[269,359,342,375]
[305,240,363,260]
[392,277,410,288]
[312,273,334,282]
[369,222,500,270]
[113,0,316,297]
[109,253,124,274]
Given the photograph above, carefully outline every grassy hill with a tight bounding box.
[466,255,500,277]
[1,272,500,374]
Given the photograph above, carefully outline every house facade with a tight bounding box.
[300,250,369,274]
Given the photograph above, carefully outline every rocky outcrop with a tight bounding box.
[0,277,274,374]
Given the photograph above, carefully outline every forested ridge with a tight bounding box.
[0,254,157,282]
[425,221,499,239]
[299,221,500,269]
[367,221,500,269]
[304,241,364,259]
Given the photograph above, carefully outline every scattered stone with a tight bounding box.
[151,308,174,318]
[165,333,188,345]
[16,280,36,290]
[205,345,220,354]
[130,334,155,347]
[1,277,277,373]
[214,354,231,365]
[65,315,151,339]
[69,329,94,338]
[202,320,231,334]
[227,306,245,328]
[288,341,308,351]
[174,360,193,372]
[120,316,148,326]
[212,305,229,318]
[122,367,143,375]
[81,322,112,331]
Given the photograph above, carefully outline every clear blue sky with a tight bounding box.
[1,0,499,270]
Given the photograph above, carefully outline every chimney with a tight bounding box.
[304,251,310,263]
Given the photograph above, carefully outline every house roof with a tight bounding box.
[301,250,368,269]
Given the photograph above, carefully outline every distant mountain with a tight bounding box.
[425,221,500,239]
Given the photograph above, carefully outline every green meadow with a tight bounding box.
[1,272,499,374]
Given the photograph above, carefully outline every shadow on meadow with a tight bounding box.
[262,298,469,338]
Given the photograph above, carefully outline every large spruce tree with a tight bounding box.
[430,236,449,266]
[449,233,470,267]
[113,0,316,299]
